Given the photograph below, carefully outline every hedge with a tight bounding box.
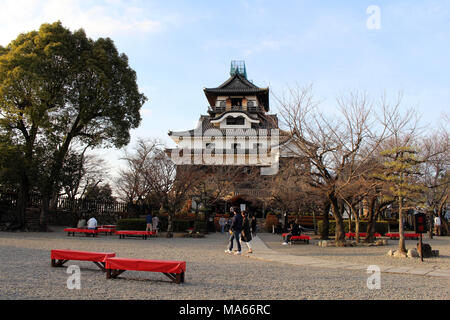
[117,219,147,231]
[117,218,195,232]
[318,220,390,236]
[264,214,280,232]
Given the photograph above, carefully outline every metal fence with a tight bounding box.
[0,191,129,214]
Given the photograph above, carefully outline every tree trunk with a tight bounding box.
[40,192,50,231]
[321,201,330,240]
[352,206,360,244]
[365,197,377,243]
[15,177,29,229]
[438,196,449,236]
[427,211,434,239]
[166,212,174,238]
[330,195,345,245]
[348,206,352,233]
[398,196,406,253]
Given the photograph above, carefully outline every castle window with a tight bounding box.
[226,116,245,125]
[231,98,242,106]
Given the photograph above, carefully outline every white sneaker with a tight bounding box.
[234,251,241,255]
[225,249,232,254]
[282,242,288,245]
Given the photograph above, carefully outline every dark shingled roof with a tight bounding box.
[168,114,286,138]
[204,74,269,111]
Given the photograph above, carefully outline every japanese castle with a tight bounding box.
[167,61,293,173]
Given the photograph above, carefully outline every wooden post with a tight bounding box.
[312,211,317,235]
[419,233,423,262]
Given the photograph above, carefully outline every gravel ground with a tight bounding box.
[259,233,450,270]
[0,227,449,300]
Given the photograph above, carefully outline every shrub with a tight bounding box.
[117,218,146,231]
[264,214,279,232]
[155,216,195,232]
[194,220,207,233]
[318,220,390,236]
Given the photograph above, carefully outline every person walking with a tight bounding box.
[146,211,153,232]
[240,211,253,253]
[225,208,243,255]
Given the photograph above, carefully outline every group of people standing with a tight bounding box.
[224,208,256,255]
[146,212,160,235]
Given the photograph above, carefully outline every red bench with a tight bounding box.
[51,249,116,271]
[101,225,116,229]
[282,233,311,244]
[385,233,419,240]
[105,257,186,284]
[97,228,115,235]
[64,228,99,237]
[115,230,156,239]
[290,235,311,244]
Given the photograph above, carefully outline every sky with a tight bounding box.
[1,0,449,186]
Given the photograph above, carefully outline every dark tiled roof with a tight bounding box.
[204,74,267,93]
[168,114,289,139]
[204,74,270,111]
[210,110,259,121]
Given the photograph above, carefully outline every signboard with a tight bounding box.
[240,204,246,212]
[414,212,427,234]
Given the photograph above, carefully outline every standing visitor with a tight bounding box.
[434,215,441,236]
[152,215,159,235]
[146,211,153,232]
[240,211,253,253]
[251,215,257,237]
[219,216,226,233]
[225,208,243,255]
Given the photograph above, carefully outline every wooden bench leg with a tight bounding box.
[52,259,68,267]
[163,272,184,284]
[93,262,106,272]
[107,269,125,279]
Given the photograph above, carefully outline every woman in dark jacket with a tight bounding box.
[240,211,253,253]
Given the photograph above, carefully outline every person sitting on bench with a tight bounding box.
[282,219,301,245]
[87,217,98,230]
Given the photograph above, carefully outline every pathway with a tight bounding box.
[243,235,450,279]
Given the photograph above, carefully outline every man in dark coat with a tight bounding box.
[225,208,243,255]
[282,219,301,245]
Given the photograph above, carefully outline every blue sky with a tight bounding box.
[1,0,449,182]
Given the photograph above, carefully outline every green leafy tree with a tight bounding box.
[0,22,147,229]
[375,146,424,253]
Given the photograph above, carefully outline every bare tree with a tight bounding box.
[116,138,161,208]
[144,155,201,238]
[276,85,388,245]
[420,128,450,236]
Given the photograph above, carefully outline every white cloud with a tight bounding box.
[0,0,165,45]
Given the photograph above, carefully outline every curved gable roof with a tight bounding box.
[204,74,269,111]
